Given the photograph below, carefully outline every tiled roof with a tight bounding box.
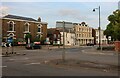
[3,14,37,21]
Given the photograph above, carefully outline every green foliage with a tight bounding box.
[25,33,31,39]
[13,39,18,46]
[104,9,120,41]
[33,37,40,42]
[25,33,32,44]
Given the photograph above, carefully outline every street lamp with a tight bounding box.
[93,6,101,50]
[62,21,65,61]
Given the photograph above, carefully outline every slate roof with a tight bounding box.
[3,14,37,21]
[47,28,57,34]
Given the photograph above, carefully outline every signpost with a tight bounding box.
[57,39,60,48]
[108,36,111,41]
[45,37,50,49]
[7,37,14,54]
[108,36,111,44]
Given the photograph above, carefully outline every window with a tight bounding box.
[58,34,60,38]
[54,34,56,38]
[37,34,40,38]
[38,28,41,32]
[8,33,14,38]
[25,24,29,31]
[37,24,42,33]
[77,34,78,37]
[96,36,98,39]
[24,23,29,32]
[8,22,14,31]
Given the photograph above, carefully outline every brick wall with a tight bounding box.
[2,19,47,42]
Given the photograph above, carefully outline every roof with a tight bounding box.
[47,28,57,34]
[47,28,61,34]
[3,14,37,21]
[57,28,74,33]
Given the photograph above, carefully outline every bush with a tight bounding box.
[97,46,115,51]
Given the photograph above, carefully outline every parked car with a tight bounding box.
[86,43,94,46]
[33,44,41,49]
[25,43,41,49]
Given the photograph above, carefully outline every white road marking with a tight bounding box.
[8,57,29,61]
[0,66,7,68]
[9,59,15,61]
[24,57,29,60]
[81,50,85,52]
[25,62,41,65]
[83,52,113,55]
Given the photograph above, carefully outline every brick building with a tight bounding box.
[1,14,47,43]
[47,28,61,45]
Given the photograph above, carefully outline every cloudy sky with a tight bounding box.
[1,1,119,29]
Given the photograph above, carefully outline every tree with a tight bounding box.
[25,33,32,44]
[104,9,120,41]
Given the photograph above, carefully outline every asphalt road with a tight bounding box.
[2,46,119,76]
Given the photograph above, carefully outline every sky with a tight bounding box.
[1,1,119,29]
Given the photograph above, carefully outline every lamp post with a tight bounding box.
[93,6,102,50]
[62,21,65,61]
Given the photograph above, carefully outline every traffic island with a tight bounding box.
[45,59,119,71]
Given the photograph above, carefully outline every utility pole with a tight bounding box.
[62,21,65,62]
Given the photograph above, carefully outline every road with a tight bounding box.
[1,46,119,76]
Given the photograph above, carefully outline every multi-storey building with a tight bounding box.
[73,22,94,45]
[56,21,75,46]
[59,28,75,46]
[47,28,61,45]
[1,14,47,43]
[95,29,107,45]
[56,21,94,46]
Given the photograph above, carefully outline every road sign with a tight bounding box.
[7,37,13,43]
[46,38,49,42]
[108,36,111,41]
